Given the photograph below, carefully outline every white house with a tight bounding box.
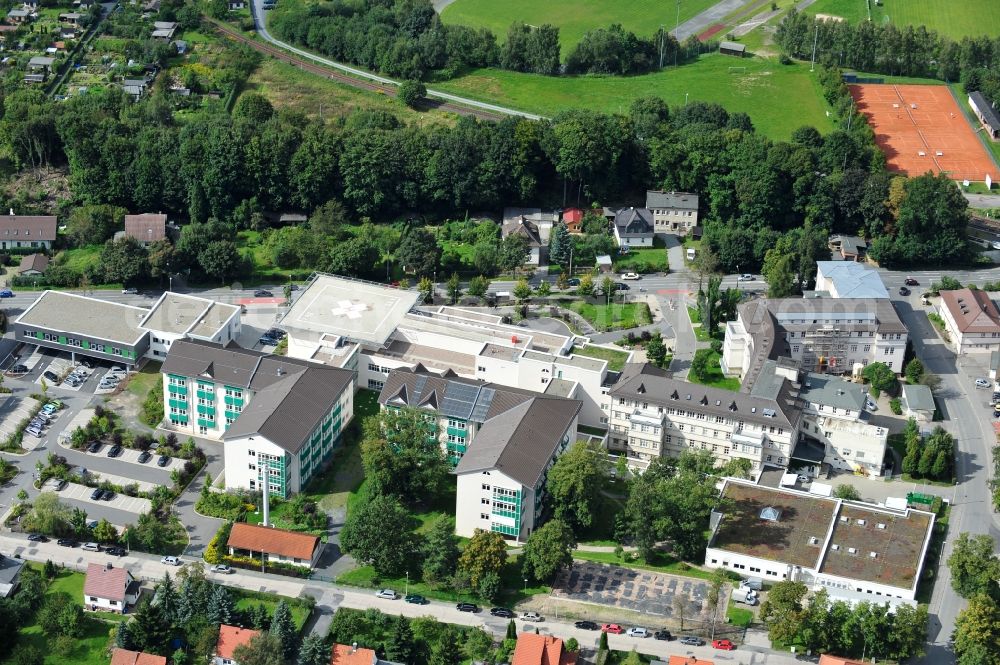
[83,563,139,613]
[139,292,241,360]
[611,208,654,248]
[705,479,935,607]
[901,384,935,422]
[813,261,889,299]
[938,288,1000,354]
[645,190,699,235]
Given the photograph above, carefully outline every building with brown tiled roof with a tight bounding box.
[664,657,714,665]
[123,213,167,245]
[227,522,323,569]
[215,625,259,665]
[17,252,47,276]
[110,648,167,665]
[818,656,865,665]
[83,563,139,613]
[0,213,57,250]
[511,633,577,665]
[938,288,1000,354]
[704,478,934,607]
[330,643,378,665]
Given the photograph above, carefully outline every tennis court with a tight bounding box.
[850,83,997,182]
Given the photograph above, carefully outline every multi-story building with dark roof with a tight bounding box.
[161,339,354,496]
[645,190,699,235]
[378,366,581,541]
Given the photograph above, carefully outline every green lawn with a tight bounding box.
[806,0,1000,40]
[124,361,162,397]
[232,589,311,631]
[571,550,721,581]
[433,55,834,140]
[56,245,102,274]
[441,0,720,55]
[612,238,669,274]
[726,600,754,627]
[570,343,630,371]
[688,349,741,391]
[557,299,652,332]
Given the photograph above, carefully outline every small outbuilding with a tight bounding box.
[719,41,746,57]
[17,253,48,276]
[901,384,935,423]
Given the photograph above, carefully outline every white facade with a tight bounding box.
[801,416,887,476]
[649,207,698,235]
[83,570,138,613]
[456,469,533,541]
[164,373,246,439]
[938,301,1000,354]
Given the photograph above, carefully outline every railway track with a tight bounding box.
[212,22,505,122]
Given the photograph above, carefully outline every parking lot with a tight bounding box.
[5,345,128,396]
[551,562,710,619]
[43,481,152,515]
[0,395,42,440]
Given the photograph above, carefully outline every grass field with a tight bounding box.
[556,299,652,332]
[441,0,719,55]
[613,237,669,274]
[806,0,1000,40]
[570,343,630,371]
[232,589,311,631]
[571,550,721,581]
[688,349,741,391]
[433,55,834,140]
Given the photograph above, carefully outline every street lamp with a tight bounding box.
[523,577,528,592]
[405,571,409,596]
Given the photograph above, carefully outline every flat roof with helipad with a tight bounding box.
[280,274,419,345]
[16,291,148,345]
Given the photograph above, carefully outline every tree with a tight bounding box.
[340,493,422,577]
[499,234,529,275]
[861,362,897,394]
[385,615,415,664]
[447,273,461,305]
[645,332,667,367]
[232,631,285,665]
[458,529,508,589]
[697,274,723,332]
[114,620,135,650]
[207,582,234,625]
[65,205,124,247]
[422,516,460,586]
[398,228,441,277]
[954,595,1000,664]
[130,511,168,552]
[759,581,808,645]
[100,237,149,286]
[155,573,179,626]
[762,250,798,298]
[430,626,462,665]
[398,80,427,109]
[418,276,434,304]
[601,276,614,299]
[513,278,533,305]
[22,492,73,536]
[360,407,451,506]
[832,484,861,501]
[171,649,188,665]
[198,240,243,282]
[521,519,575,583]
[905,358,925,384]
[270,600,298,661]
[949,533,1000,600]
[536,281,551,297]
[233,93,275,126]
[129,596,172,653]
[477,571,502,601]
[298,634,329,665]
[598,630,609,651]
[93,518,118,544]
[468,275,490,298]
[549,223,571,268]
[577,274,594,296]
[545,441,605,533]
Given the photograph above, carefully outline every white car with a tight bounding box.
[521,611,544,622]
[626,627,649,638]
[211,564,233,574]
[160,556,181,566]
[621,272,641,280]
[796,474,810,484]
[738,273,754,281]
[375,589,397,600]
[866,397,878,411]
[975,378,991,389]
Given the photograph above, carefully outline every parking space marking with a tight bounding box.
[43,482,151,515]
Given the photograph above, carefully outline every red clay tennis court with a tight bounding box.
[849,83,997,182]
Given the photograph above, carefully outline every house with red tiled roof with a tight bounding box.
[663,657,714,665]
[561,208,583,233]
[511,633,577,665]
[330,643,378,665]
[83,563,139,613]
[215,625,260,665]
[939,288,1000,354]
[818,656,865,665]
[227,522,323,569]
[110,648,167,665]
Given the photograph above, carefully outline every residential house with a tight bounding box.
[123,213,167,245]
[645,190,699,235]
[502,207,556,243]
[83,563,140,613]
[611,207,654,248]
[21,0,37,9]
[704,478,935,607]
[828,235,867,262]
[0,214,57,249]
[226,522,323,569]
[0,553,24,598]
[719,41,746,57]
[818,656,865,665]
[228,0,246,8]
[58,12,82,25]
[59,26,77,39]
[502,216,543,266]
[511,633,577,665]
[27,56,54,71]
[110,649,167,665]
[6,9,29,23]
[331,644,378,665]
[561,207,584,233]
[161,339,354,496]
[938,288,1000,354]
[151,21,176,40]
[379,367,581,541]
[17,253,48,276]
[901,384,935,422]
[813,261,889,299]
[215,625,259,665]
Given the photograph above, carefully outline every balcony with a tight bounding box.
[224,410,241,420]
[168,398,187,410]
[197,418,214,428]
[196,390,215,401]
[169,385,187,396]
[446,426,467,438]
[196,403,215,415]
[224,395,244,407]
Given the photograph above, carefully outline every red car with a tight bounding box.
[712,639,736,651]
[601,624,624,634]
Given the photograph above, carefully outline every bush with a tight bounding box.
[197,490,252,520]
[889,398,902,415]
[397,80,426,108]
[141,386,163,428]
[204,521,233,565]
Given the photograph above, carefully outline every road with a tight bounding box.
[964,192,1000,209]
[672,0,758,40]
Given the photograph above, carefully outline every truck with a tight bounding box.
[732,588,758,605]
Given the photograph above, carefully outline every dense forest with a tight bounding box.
[269,0,711,79]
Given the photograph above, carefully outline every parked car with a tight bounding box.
[25,426,43,437]
[87,442,102,453]
[211,564,234,574]
[601,624,624,634]
[626,627,649,638]
[898,286,910,296]
[739,578,763,591]
[712,639,736,651]
[456,603,480,613]
[653,630,673,641]
[26,533,48,542]
[621,272,641,280]
[106,546,127,557]
[904,277,919,286]
[138,451,152,464]
[82,542,100,552]
[43,370,60,383]
[258,336,278,346]
[866,397,878,411]
[738,273,754,281]
[405,595,428,605]
[266,328,286,339]
[567,278,581,287]
[122,287,138,294]
[490,608,514,618]
[254,290,273,297]
[157,455,170,467]
[160,556,181,566]
[108,367,127,375]
[521,612,544,622]
[54,479,67,491]
[57,538,78,547]
[90,488,103,500]
[574,621,599,630]
[107,444,123,458]
[375,589,397,600]
[8,364,28,375]
[679,636,705,646]
[100,490,115,501]
[976,378,991,389]
[991,392,1000,407]
[0,289,14,298]
[614,282,629,290]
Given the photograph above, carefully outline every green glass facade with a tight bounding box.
[491,488,522,537]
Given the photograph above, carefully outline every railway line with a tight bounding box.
[212,21,507,122]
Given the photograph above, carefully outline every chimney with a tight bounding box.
[8,208,13,216]
[351,643,358,654]
[106,562,112,570]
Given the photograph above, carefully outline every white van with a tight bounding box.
[82,542,100,552]
[686,248,696,261]
[732,588,758,605]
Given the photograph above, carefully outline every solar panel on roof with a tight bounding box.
[441,381,480,420]
[470,387,495,422]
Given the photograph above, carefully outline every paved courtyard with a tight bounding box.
[551,562,710,619]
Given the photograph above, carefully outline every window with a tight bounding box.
[482,484,491,490]
[481,514,490,520]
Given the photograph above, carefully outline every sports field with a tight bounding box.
[440,0,720,54]
[849,84,997,182]
[433,55,834,140]
[806,0,1000,40]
